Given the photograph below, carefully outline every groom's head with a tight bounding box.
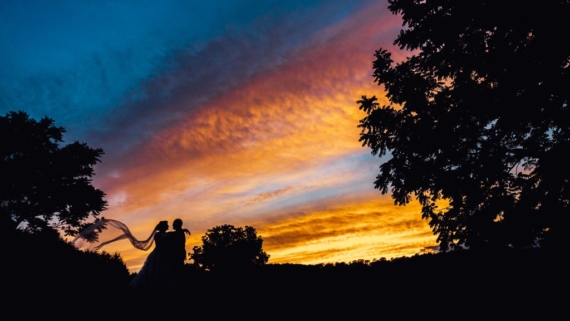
[173,218,183,230]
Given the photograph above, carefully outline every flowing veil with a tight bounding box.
[72,219,156,251]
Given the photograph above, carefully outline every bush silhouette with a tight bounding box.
[189,224,269,272]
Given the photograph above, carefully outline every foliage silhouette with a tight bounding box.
[189,224,269,271]
[7,228,130,292]
[358,0,570,250]
[0,111,107,236]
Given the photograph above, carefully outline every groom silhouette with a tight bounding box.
[168,218,190,284]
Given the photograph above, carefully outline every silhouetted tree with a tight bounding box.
[0,111,107,236]
[189,224,269,271]
[358,0,570,250]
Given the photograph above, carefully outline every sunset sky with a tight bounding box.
[1,0,439,271]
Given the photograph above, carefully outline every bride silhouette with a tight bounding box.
[72,219,177,289]
[130,221,176,288]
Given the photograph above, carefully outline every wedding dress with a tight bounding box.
[129,230,176,288]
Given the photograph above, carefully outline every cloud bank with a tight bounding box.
[1,0,437,271]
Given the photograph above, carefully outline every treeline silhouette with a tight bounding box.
[5,227,568,318]
[177,249,568,317]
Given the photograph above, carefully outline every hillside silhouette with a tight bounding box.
[6,233,568,318]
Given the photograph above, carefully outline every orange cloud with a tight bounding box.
[95,1,399,212]
[89,2,427,272]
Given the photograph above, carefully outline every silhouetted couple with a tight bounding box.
[130,219,190,289]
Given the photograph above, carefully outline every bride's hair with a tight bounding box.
[155,221,168,232]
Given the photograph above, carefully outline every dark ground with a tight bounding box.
[7,249,569,319]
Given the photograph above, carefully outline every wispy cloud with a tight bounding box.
[247,186,294,204]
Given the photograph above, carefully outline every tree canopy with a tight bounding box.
[190,224,269,271]
[1,111,107,236]
[358,0,570,250]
